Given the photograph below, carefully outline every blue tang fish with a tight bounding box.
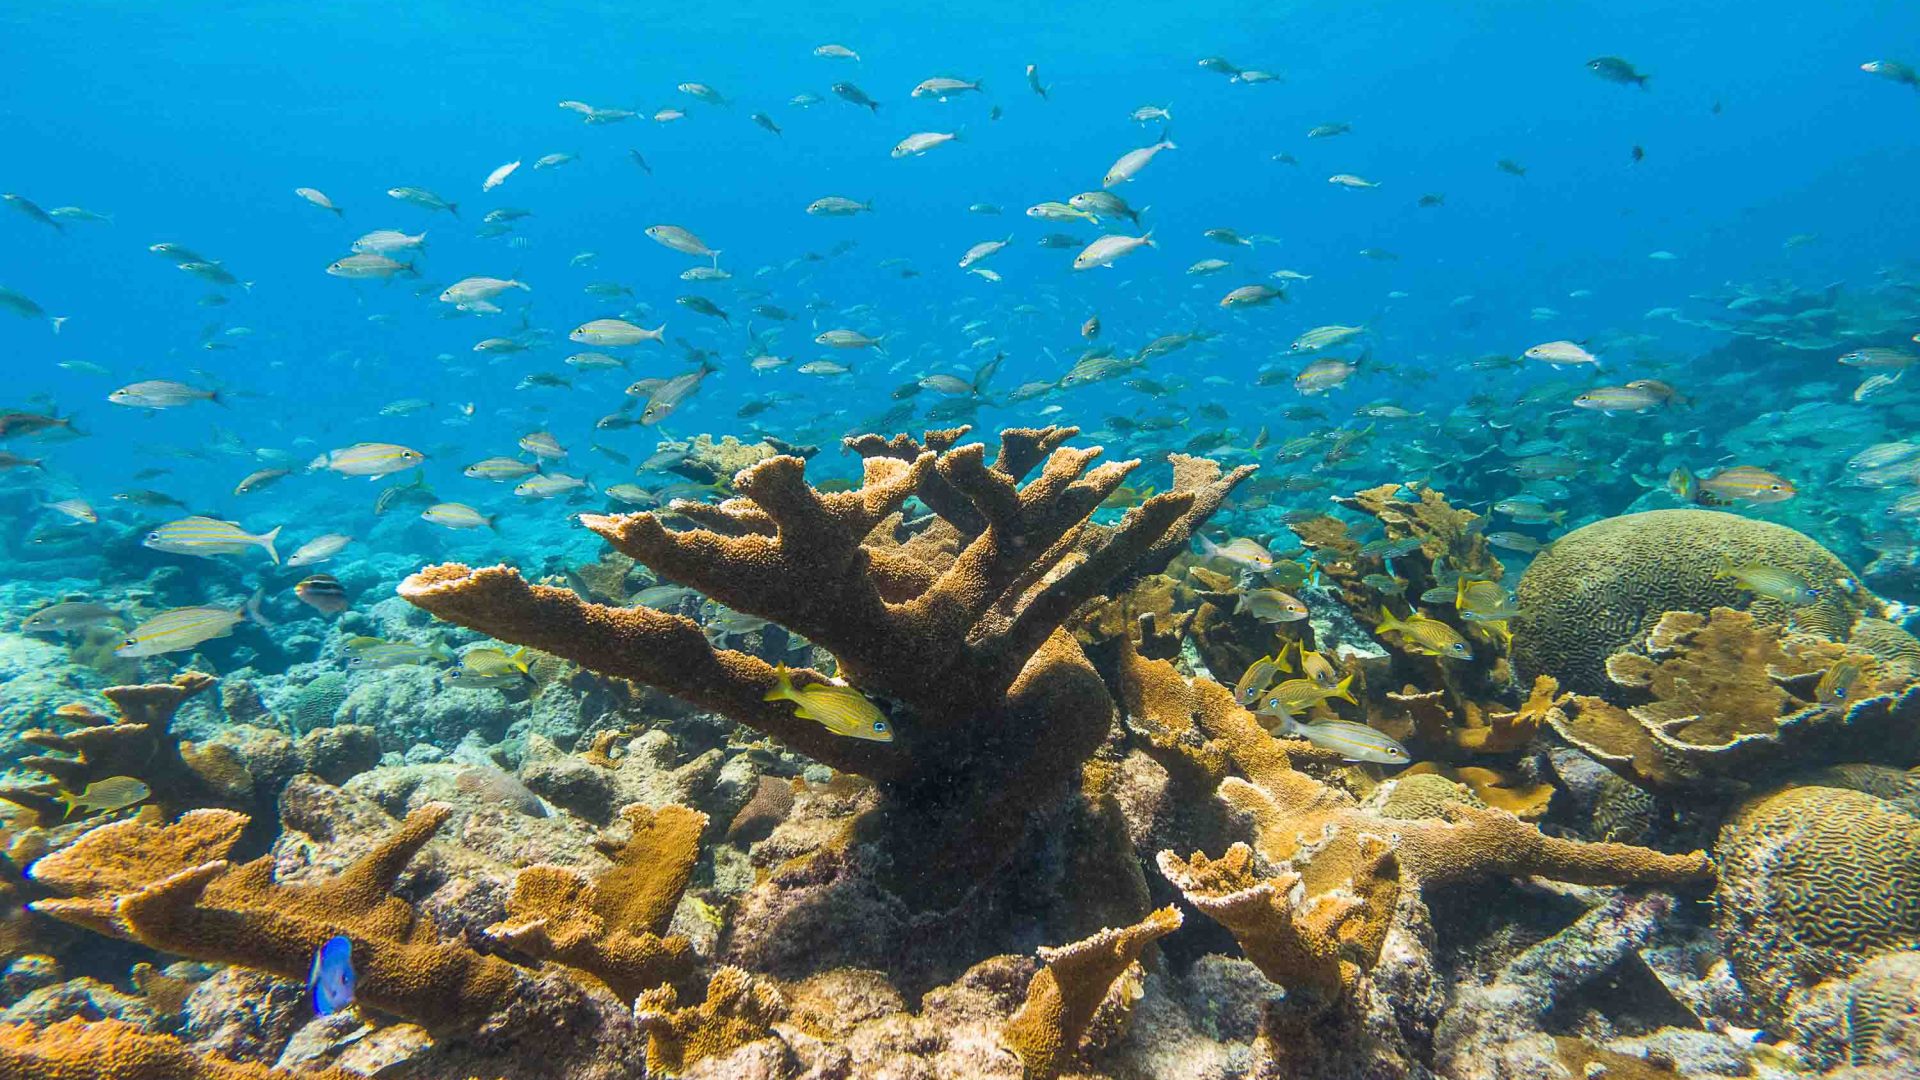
[308,934,357,1015]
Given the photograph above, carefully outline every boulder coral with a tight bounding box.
[1714,768,1920,1028]
[1513,508,1871,694]
[398,425,1252,900]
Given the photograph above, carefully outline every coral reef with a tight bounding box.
[1547,607,1920,793]
[399,426,1251,901]
[0,674,247,828]
[632,965,787,1075]
[1513,508,1870,694]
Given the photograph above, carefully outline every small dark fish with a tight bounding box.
[832,81,881,112]
[628,149,652,174]
[308,935,356,1016]
[1631,144,1645,163]
[750,111,782,136]
[1587,56,1649,88]
[1497,159,1527,177]
[677,295,730,322]
[295,574,350,615]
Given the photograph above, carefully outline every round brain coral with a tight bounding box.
[1714,774,1920,1026]
[1512,509,1864,695]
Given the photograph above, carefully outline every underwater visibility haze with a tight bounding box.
[4,1,1920,1077]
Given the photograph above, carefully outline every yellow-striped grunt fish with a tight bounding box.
[1253,673,1357,718]
[313,442,424,478]
[1233,654,1286,707]
[143,516,282,563]
[763,663,893,742]
[1714,558,1821,605]
[56,776,152,819]
[1280,718,1410,765]
[1376,607,1473,660]
[1815,658,1869,710]
[116,605,246,656]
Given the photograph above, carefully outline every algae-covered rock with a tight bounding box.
[1513,509,1865,695]
[1715,769,1920,1026]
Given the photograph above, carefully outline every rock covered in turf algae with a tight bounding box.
[1513,508,1871,695]
[1715,766,1920,1029]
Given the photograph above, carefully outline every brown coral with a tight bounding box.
[0,1016,360,1080]
[633,965,788,1074]
[1001,905,1182,1078]
[1158,841,1397,1004]
[1547,607,1920,793]
[1512,508,1869,694]
[1715,773,1920,1026]
[1119,640,1707,1007]
[399,426,1251,900]
[29,803,529,1034]
[0,674,253,829]
[486,803,706,1000]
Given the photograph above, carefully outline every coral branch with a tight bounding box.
[30,804,529,1034]
[487,803,707,1000]
[1002,906,1183,1078]
[0,1016,359,1080]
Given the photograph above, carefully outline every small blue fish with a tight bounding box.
[308,935,356,1015]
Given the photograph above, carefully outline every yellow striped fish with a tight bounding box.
[763,663,893,742]
[115,605,245,656]
[142,516,282,563]
[57,776,152,819]
[1376,607,1474,660]
[314,442,425,478]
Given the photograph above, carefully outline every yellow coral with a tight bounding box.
[486,803,706,1000]
[1002,906,1182,1078]
[1158,841,1396,1004]
[0,1017,359,1079]
[633,965,787,1074]
[30,804,527,1034]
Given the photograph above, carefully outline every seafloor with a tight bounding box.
[2,427,1918,1079]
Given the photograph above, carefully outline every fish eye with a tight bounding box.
[873,721,889,732]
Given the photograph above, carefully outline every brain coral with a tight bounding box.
[1512,509,1865,695]
[1714,770,1920,1026]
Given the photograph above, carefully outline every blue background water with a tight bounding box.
[3,0,1919,565]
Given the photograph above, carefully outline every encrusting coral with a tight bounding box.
[0,1015,361,1080]
[1512,508,1871,694]
[0,673,252,829]
[1001,905,1182,1078]
[485,802,706,1000]
[25,803,529,1034]
[1547,607,1920,793]
[399,425,1252,899]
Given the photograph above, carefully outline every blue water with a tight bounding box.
[4,0,1920,569]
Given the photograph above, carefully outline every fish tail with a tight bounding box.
[260,524,283,564]
[763,662,796,704]
[1330,672,1358,705]
[1376,606,1402,633]
[49,315,68,334]
[447,203,461,219]
[209,389,229,408]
